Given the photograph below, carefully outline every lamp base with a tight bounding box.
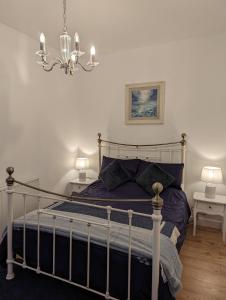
[205,185,216,199]
[78,172,86,182]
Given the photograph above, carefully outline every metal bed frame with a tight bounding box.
[98,133,186,189]
[4,133,186,300]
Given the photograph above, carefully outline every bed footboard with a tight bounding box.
[5,167,163,300]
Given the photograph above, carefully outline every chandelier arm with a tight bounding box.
[57,57,64,65]
[42,61,61,72]
[77,62,94,72]
[37,54,48,65]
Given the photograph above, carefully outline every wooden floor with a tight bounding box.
[177,225,226,300]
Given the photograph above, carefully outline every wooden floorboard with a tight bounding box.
[177,225,226,300]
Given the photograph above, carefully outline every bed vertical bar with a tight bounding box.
[6,167,15,280]
[151,182,163,300]
[52,215,56,276]
[105,206,111,299]
[0,191,3,240]
[23,195,27,268]
[180,133,187,190]
[98,133,102,175]
[69,219,73,281]
[86,223,91,287]
[127,210,133,300]
[37,210,41,273]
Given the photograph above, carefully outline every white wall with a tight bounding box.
[0,22,81,193]
[0,22,89,233]
[76,33,226,204]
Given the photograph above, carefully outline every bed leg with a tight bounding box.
[6,167,15,280]
[151,182,163,300]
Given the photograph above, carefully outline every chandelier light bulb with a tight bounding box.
[40,33,45,43]
[74,32,80,52]
[90,46,96,56]
[74,32,80,43]
[39,32,46,53]
[90,46,96,65]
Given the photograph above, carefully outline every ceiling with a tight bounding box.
[0,0,226,54]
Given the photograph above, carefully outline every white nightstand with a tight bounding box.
[193,192,226,242]
[66,178,97,195]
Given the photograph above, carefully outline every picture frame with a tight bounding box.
[125,81,165,124]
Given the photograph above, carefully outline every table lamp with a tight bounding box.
[75,157,89,182]
[201,166,223,199]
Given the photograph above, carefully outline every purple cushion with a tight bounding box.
[100,160,131,191]
[136,164,175,196]
[137,160,184,189]
[100,156,140,177]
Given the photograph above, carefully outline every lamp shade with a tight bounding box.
[201,166,223,184]
[75,157,89,170]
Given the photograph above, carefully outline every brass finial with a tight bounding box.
[97,132,102,144]
[181,133,187,146]
[6,167,15,186]
[152,182,163,210]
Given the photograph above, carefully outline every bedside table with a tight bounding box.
[66,178,97,195]
[193,192,226,242]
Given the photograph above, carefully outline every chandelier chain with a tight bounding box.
[63,0,67,32]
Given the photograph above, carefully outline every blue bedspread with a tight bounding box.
[73,180,191,251]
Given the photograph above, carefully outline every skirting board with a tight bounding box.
[189,213,222,230]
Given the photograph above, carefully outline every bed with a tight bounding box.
[0,133,190,300]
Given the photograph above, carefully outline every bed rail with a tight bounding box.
[5,167,163,300]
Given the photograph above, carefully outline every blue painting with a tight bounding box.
[131,88,158,118]
[126,82,165,124]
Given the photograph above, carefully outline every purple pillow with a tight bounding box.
[136,164,175,196]
[100,156,140,177]
[137,160,184,189]
[100,160,131,191]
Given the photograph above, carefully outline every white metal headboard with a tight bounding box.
[97,133,187,188]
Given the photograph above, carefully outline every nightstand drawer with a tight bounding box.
[72,184,86,193]
[66,178,97,196]
[196,202,224,214]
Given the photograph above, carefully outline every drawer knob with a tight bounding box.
[209,205,212,209]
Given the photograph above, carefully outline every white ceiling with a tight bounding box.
[0,0,226,54]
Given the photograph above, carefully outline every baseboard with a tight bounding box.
[189,214,222,229]
[198,215,222,229]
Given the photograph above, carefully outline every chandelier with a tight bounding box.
[36,0,99,75]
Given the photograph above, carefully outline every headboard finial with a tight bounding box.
[152,182,163,210]
[181,133,187,146]
[6,167,15,187]
[97,132,102,144]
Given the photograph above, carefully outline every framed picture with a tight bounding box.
[125,81,165,124]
